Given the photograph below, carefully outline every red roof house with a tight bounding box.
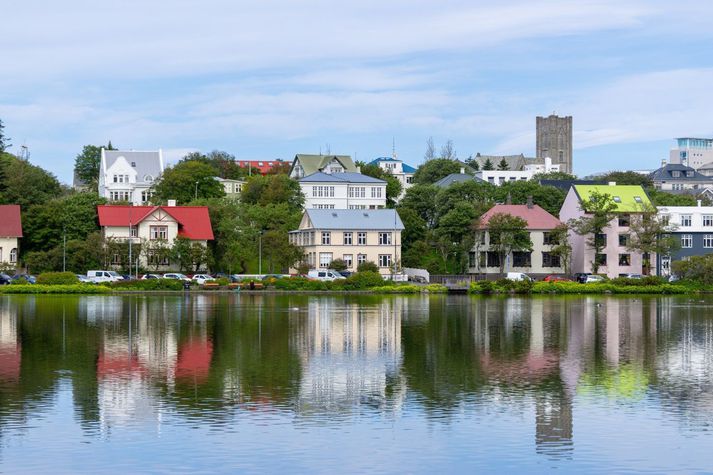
[478,204,562,230]
[97,205,214,240]
[0,205,23,237]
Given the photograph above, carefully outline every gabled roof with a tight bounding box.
[0,205,22,237]
[572,184,651,212]
[103,150,163,184]
[291,154,357,176]
[470,153,542,171]
[479,204,561,230]
[368,157,417,173]
[298,171,385,184]
[97,205,214,240]
[650,163,713,182]
[302,209,404,230]
[434,173,485,188]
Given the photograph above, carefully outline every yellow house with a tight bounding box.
[289,209,404,275]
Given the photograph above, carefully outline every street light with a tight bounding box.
[258,230,264,276]
[194,180,199,200]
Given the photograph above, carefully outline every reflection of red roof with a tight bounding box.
[176,340,213,383]
[0,205,22,237]
[480,351,559,381]
[479,205,562,230]
[237,160,283,175]
[97,352,147,378]
[97,205,214,240]
[0,344,20,381]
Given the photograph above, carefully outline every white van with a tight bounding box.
[87,270,123,283]
[506,272,532,282]
[308,269,346,281]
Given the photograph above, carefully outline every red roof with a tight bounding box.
[479,204,561,230]
[237,160,282,175]
[0,205,22,237]
[97,205,214,240]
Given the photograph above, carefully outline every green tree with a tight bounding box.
[532,171,577,181]
[626,203,679,275]
[396,207,427,255]
[600,171,652,188]
[141,238,172,271]
[494,181,566,216]
[357,162,403,206]
[74,142,116,188]
[435,202,478,273]
[497,158,509,170]
[568,190,618,274]
[330,259,348,272]
[151,160,225,205]
[357,261,379,273]
[0,153,63,208]
[485,213,533,275]
[482,158,494,170]
[413,158,464,185]
[646,189,697,206]
[0,119,10,152]
[241,174,304,211]
[548,223,573,274]
[398,184,440,226]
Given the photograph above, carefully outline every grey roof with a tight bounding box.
[650,163,713,182]
[539,179,606,191]
[304,209,404,230]
[470,153,543,171]
[298,171,385,184]
[104,150,163,184]
[434,173,485,188]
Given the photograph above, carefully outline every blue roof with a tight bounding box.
[368,157,416,173]
[304,209,404,230]
[298,171,385,184]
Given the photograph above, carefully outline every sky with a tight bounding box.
[1,0,712,184]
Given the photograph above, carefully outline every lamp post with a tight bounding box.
[258,230,263,276]
[62,225,66,272]
[194,180,199,200]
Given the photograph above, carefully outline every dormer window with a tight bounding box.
[144,174,154,182]
[634,196,643,203]
[687,171,694,177]
[131,161,136,167]
[672,171,681,178]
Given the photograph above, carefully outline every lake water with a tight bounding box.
[1,294,712,473]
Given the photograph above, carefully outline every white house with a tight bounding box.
[99,149,165,205]
[368,157,416,197]
[476,157,561,186]
[298,172,387,210]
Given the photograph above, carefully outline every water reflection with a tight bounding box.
[1,294,713,471]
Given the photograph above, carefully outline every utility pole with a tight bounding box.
[258,230,263,276]
[62,225,66,272]
[194,181,199,200]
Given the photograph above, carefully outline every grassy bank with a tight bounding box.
[469,277,691,295]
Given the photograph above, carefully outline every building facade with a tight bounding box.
[97,204,213,270]
[289,209,403,275]
[368,157,416,197]
[98,149,165,205]
[0,205,22,267]
[559,184,653,278]
[476,157,561,186]
[216,178,245,199]
[650,163,713,191]
[669,138,713,170]
[656,203,713,276]
[536,114,573,174]
[298,172,387,209]
[469,203,566,277]
[289,154,358,179]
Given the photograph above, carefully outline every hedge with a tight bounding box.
[111,279,185,291]
[469,280,688,295]
[36,272,80,285]
[0,284,111,294]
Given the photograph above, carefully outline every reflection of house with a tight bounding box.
[0,205,22,266]
[0,306,20,382]
[469,201,565,277]
[98,149,165,205]
[560,184,654,277]
[298,172,387,210]
[289,154,358,179]
[289,209,404,274]
[97,204,214,270]
[656,203,713,276]
[216,177,245,199]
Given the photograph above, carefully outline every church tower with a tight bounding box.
[536,115,573,174]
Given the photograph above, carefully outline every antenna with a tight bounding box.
[17,142,30,161]
[392,137,396,159]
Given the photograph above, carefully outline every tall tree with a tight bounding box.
[412,158,464,185]
[568,190,618,274]
[497,158,510,170]
[0,119,10,152]
[548,223,573,274]
[151,160,226,204]
[599,170,652,188]
[74,142,116,187]
[482,158,494,170]
[484,213,533,275]
[240,174,304,211]
[424,137,436,161]
[440,140,457,160]
[0,153,63,208]
[626,203,679,275]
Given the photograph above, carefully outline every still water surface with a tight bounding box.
[1,294,712,473]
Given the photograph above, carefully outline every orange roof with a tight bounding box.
[479,204,562,230]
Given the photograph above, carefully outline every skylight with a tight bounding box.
[613,196,621,203]
[634,196,643,203]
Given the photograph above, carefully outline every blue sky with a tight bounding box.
[1,0,712,184]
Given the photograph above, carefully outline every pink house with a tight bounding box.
[559,184,653,277]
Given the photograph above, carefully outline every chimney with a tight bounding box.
[608,181,617,186]
[527,196,533,209]
[356,166,361,174]
[661,159,667,167]
[460,167,465,174]
[167,199,177,207]
[698,200,702,207]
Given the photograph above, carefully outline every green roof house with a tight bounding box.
[289,154,358,179]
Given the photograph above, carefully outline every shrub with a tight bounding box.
[330,259,348,272]
[513,279,534,294]
[111,279,185,291]
[215,277,230,286]
[0,284,111,294]
[344,271,384,290]
[357,261,379,273]
[424,284,448,293]
[9,278,29,285]
[36,272,79,285]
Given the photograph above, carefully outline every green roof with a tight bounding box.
[291,154,357,176]
[573,184,651,212]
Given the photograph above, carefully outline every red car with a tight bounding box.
[543,274,571,282]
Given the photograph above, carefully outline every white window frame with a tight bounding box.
[378,254,392,268]
[357,232,367,245]
[343,254,353,268]
[378,232,392,245]
[319,253,332,268]
[343,232,353,245]
[150,225,168,240]
[681,215,692,227]
[704,215,713,227]
[681,234,693,248]
[704,235,713,248]
[321,232,331,245]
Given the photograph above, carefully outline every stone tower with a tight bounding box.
[536,114,573,174]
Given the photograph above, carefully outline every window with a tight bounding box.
[357,232,367,245]
[357,254,367,265]
[618,214,630,227]
[672,170,681,178]
[144,175,154,182]
[704,215,713,227]
[349,186,366,198]
[378,232,392,245]
[681,234,693,248]
[619,254,631,266]
[378,254,392,268]
[661,214,670,226]
[704,235,713,248]
[313,204,335,209]
[595,233,607,247]
[371,187,382,198]
[110,191,131,202]
[681,215,692,226]
[542,252,561,267]
[543,232,559,245]
[469,251,477,268]
[130,226,138,237]
[618,234,629,247]
[343,232,353,245]
[595,253,607,266]
[150,226,168,240]
[112,253,121,265]
[321,232,331,245]
[9,248,17,263]
[687,171,694,177]
[406,176,414,184]
[349,205,367,210]
[486,252,501,268]
[343,254,353,268]
[148,251,169,266]
[141,190,152,203]
[512,251,531,267]
[319,253,332,268]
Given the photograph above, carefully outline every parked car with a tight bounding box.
[0,273,11,285]
[87,270,123,283]
[120,274,135,281]
[668,274,680,283]
[409,275,428,284]
[11,274,36,284]
[584,275,607,283]
[338,271,354,278]
[307,269,346,281]
[163,273,191,282]
[574,273,591,284]
[506,272,532,282]
[619,273,642,279]
[192,274,215,285]
[76,274,93,284]
[543,274,571,282]
[140,273,162,280]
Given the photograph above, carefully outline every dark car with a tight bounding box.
[338,271,354,278]
[12,274,36,284]
[573,273,591,284]
[0,273,12,285]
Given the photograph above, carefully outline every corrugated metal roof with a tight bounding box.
[298,171,385,184]
[303,209,404,230]
[479,204,561,230]
[104,150,163,184]
[0,205,22,237]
